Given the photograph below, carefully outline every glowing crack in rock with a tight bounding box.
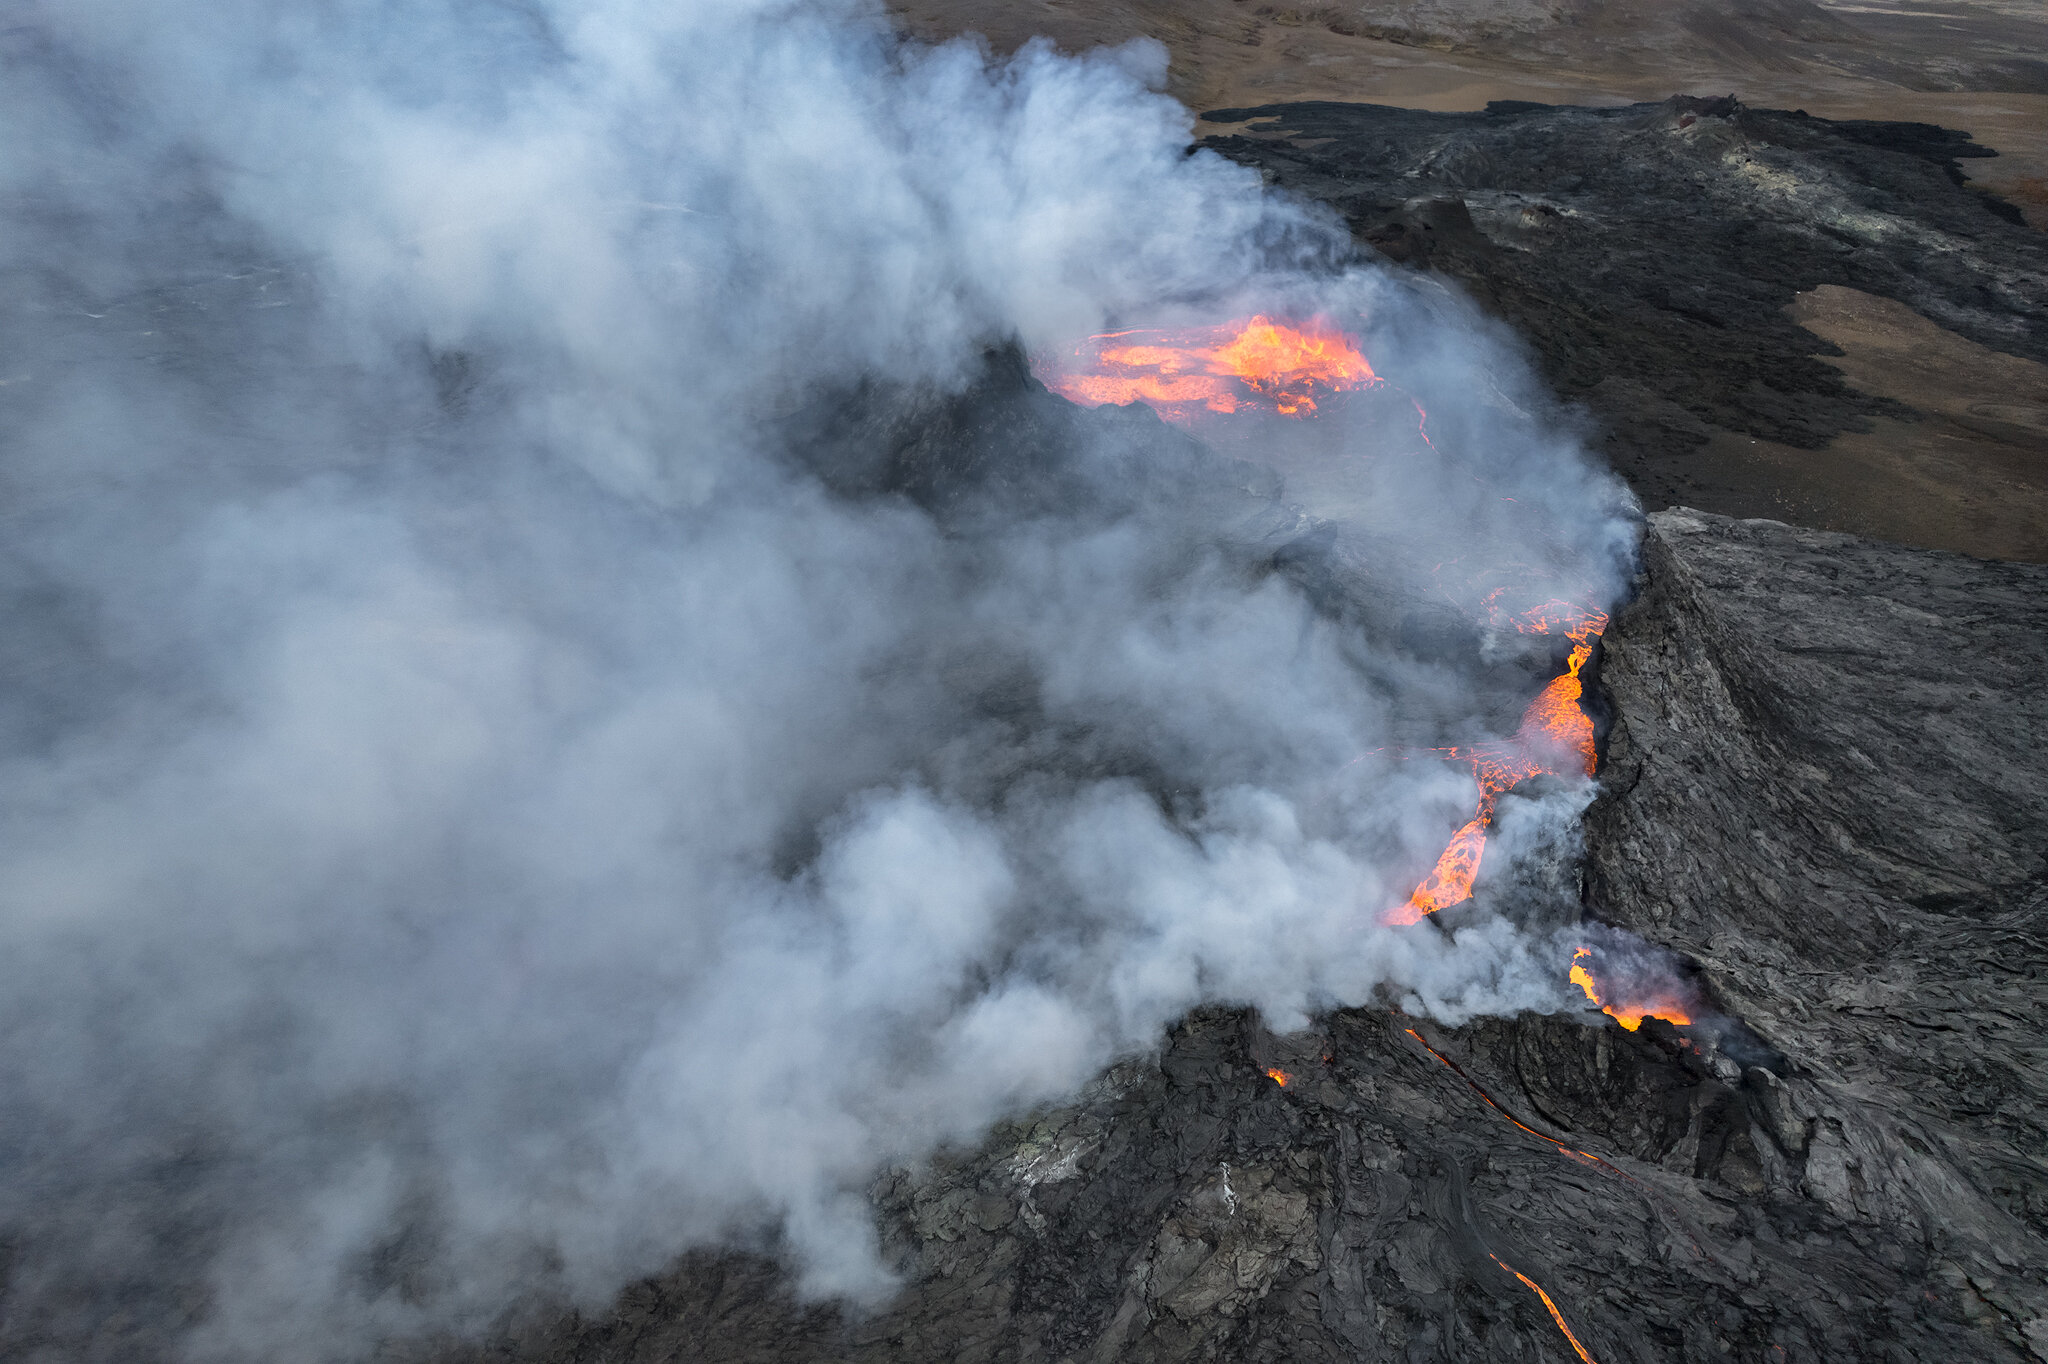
[1488,1252,1602,1364]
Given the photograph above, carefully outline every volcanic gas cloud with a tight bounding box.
[0,2,1673,1360]
[1040,315,1691,1035]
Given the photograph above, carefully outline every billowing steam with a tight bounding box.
[0,0,1637,1358]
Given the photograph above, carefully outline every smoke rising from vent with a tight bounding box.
[0,1,1637,1357]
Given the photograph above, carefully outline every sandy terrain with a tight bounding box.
[1696,287,2048,560]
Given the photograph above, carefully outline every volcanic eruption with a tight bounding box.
[1037,312,1690,1038]
[0,3,1678,1360]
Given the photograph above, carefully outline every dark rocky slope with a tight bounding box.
[430,99,2048,1364]
[1585,508,2048,1349]
[1199,97,2048,532]
[443,511,2048,1364]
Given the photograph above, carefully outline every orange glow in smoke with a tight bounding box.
[1041,326,1649,1038]
[1385,604,1606,924]
[1571,948,1693,1032]
[1041,315,1377,423]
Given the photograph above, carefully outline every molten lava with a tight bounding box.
[1571,948,1694,1032]
[1488,1253,1601,1364]
[1031,308,1678,1360]
[1383,604,1606,926]
[1404,1028,1608,1171]
[1040,316,1662,1041]
[1041,315,1377,423]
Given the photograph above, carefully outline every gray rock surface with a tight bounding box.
[1197,97,2048,519]
[439,509,2048,1364]
[1586,507,2048,1347]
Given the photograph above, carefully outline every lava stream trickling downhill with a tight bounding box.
[1402,1023,1708,1359]
[1034,313,1691,1036]
[1386,605,1695,1033]
[1488,1254,1602,1364]
[1382,601,1604,927]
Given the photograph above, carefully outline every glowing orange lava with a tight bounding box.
[1383,605,1606,925]
[1404,1029,1608,1170]
[1571,948,1694,1032]
[1488,1253,1601,1364]
[1403,1024,1710,1255]
[1041,324,1657,1040]
[1041,315,1377,423]
[1265,1068,1292,1087]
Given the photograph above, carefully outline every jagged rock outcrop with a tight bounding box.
[445,510,2048,1364]
[1585,507,2048,1353]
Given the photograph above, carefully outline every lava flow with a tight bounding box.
[1385,605,1694,1032]
[1038,313,1653,1362]
[1405,1024,1699,1362]
[1039,314,1686,1037]
[1039,315,1377,422]
[1382,602,1605,926]
[1404,1028,1613,1173]
[1571,948,1694,1032]
[1488,1254,1601,1364]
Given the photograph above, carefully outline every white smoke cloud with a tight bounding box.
[0,0,1638,1358]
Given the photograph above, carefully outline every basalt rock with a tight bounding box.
[430,99,2048,1364]
[443,511,2048,1363]
[1585,507,2048,1348]
[1198,97,2048,518]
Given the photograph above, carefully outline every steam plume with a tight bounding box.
[0,1,1636,1357]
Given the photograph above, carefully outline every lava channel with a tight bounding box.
[1382,601,1605,926]
[1489,1253,1602,1364]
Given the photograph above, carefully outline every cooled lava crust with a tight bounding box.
[1202,95,2048,557]
[418,101,2048,1364]
[436,507,2046,1364]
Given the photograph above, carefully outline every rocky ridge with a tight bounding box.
[1586,508,2048,1349]
[425,95,2048,1364]
[438,510,2048,1364]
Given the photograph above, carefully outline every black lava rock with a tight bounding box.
[1199,97,2048,513]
